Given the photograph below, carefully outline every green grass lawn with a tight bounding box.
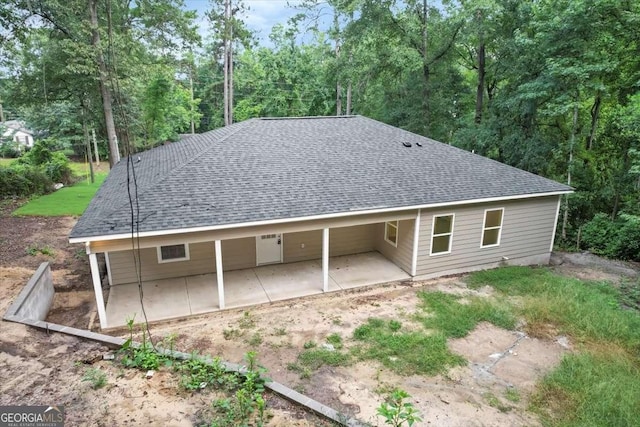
[13,173,106,216]
[0,158,16,166]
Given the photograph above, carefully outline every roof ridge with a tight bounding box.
[103,119,255,218]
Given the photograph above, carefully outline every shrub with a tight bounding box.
[0,142,22,158]
[0,165,52,197]
[581,213,640,261]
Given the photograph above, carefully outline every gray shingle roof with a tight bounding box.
[70,116,571,239]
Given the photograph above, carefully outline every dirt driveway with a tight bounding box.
[1,205,637,426]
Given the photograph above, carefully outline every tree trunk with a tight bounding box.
[475,43,485,124]
[82,105,95,183]
[92,129,100,166]
[89,0,120,166]
[587,94,602,150]
[346,81,352,115]
[189,65,196,134]
[561,102,578,240]
[0,101,4,122]
[421,0,430,135]
[229,25,234,125]
[224,0,232,126]
[334,8,342,116]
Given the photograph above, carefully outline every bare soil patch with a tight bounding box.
[2,206,639,426]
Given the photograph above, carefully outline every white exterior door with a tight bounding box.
[256,234,282,265]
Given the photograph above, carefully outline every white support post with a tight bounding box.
[322,228,329,292]
[89,252,107,329]
[411,210,421,277]
[550,196,562,253]
[215,240,225,309]
[104,252,113,286]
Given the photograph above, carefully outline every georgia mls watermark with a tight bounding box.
[0,406,64,427]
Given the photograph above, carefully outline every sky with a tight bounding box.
[183,0,307,46]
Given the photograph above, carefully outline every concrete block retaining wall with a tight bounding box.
[4,262,54,321]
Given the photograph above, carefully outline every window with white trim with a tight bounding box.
[157,244,190,263]
[481,208,504,247]
[430,214,454,255]
[384,220,398,247]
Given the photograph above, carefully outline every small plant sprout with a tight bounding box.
[82,367,107,390]
[377,389,422,427]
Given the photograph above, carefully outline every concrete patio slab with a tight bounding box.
[184,275,218,314]
[105,283,143,327]
[221,269,270,308]
[329,252,410,289]
[142,278,190,320]
[104,252,409,328]
[255,259,340,301]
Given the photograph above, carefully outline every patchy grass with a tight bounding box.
[293,348,351,372]
[531,352,640,427]
[467,266,640,427]
[466,267,640,347]
[0,158,16,167]
[13,173,106,216]
[349,292,515,376]
[352,318,465,376]
[417,291,516,338]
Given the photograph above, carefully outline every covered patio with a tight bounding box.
[103,251,410,328]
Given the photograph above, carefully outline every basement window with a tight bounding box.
[157,244,190,263]
[384,221,399,247]
[481,208,504,248]
[430,214,454,255]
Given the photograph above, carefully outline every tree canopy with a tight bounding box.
[1,0,639,246]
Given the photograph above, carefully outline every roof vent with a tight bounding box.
[402,142,412,147]
[416,142,422,147]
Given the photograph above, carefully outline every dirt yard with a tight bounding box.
[1,203,638,426]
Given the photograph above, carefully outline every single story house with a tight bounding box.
[1,120,34,149]
[70,116,572,329]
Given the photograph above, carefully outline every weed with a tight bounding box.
[26,244,55,257]
[326,333,343,349]
[483,392,512,413]
[119,317,160,371]
[303,340,316,349]
[331,316,343,326]
[388,320,402,332]
[504,387,520,403]
[272,327,287,336]
[208,352,269,426]
[296,349,351,371]
[376,389,422,426]
[223,328,242,340]
[287,362,312,379]
[246,332,263,347]
[238,311,256,329]
[82,367,107,390]
[74,247,86,259]
[178,354,226,391]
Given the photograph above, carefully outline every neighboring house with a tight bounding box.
[70,116,572,329]
[1,120,34,149]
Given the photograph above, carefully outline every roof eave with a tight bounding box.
[69,190,572,244]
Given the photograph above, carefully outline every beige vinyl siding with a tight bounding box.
[108,238,255,285]
[416,196,559,276]
[330,224,376,257]
[108,242,215,285]
[221,237,255,270]
[283,230,322,263]
[374,219,414,274]
[283,224,376,263]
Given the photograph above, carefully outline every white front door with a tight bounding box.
[256,234,282,265]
